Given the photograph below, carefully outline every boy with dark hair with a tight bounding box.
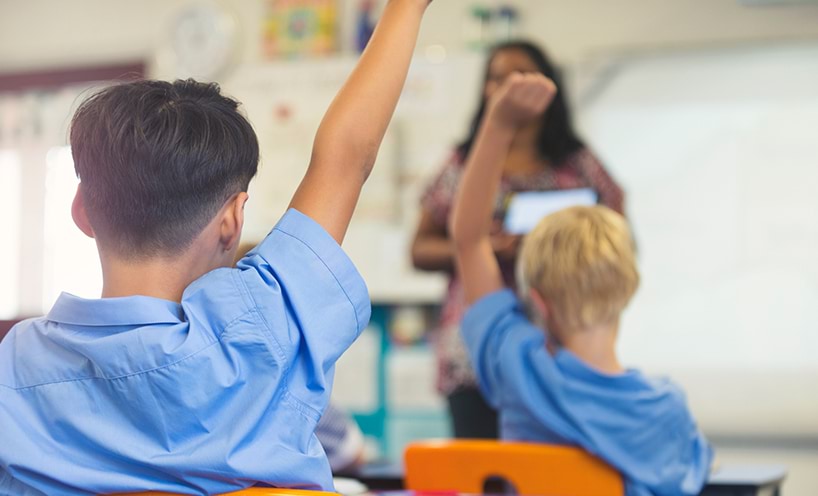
[0,0,432,494]
[450,73,713,496]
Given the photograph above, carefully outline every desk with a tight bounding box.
[340,463,787,496]
[701,465,787,496]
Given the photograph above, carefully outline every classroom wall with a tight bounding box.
[2,0,818,74]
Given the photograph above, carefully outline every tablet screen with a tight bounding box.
[503,188,598,234]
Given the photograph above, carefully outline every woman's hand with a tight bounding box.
[491,232,522,263]
[488,221,521,262]
[486,72,557,131]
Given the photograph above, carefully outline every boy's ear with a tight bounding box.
[219,192,249,252]
[529,287,564,350]
[71,186,95,239]
[528,287,549,321]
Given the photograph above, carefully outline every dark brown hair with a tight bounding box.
[70,79,259,258]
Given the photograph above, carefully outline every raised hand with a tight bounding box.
[486,72,557,130]
[450,73,556,304]
[288,0,429,243]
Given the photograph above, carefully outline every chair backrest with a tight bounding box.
[113,488,336,496]
[404,440,624,496]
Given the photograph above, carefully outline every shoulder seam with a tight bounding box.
[271,227,362,333]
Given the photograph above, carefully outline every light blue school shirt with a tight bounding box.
[462,290,713,496]
[0,209,371,496]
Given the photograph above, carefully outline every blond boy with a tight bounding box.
[450,73,713,496]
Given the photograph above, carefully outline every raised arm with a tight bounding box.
[450,73,556,305]
[289,0,431,243]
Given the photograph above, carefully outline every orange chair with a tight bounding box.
[114,488,336,496]
[404,440,624,496]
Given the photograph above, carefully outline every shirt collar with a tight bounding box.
[47,292,183,327]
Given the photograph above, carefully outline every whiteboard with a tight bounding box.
[578,44,818,435]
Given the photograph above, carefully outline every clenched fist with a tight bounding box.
[486,72,557,130]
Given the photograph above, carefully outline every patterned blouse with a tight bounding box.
[420,147,625,395]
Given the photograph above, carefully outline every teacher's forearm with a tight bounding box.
[411,237,455,272]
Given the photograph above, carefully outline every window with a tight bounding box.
[0,150,22,318]
[0,63,144,318]
[42,146,102,309]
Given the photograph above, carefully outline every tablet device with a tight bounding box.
[503,188,598,234]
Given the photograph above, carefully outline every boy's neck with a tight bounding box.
[99,245,224,303]
[556,321,624,375]
[101,261,187,302]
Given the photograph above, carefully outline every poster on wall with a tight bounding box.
[263,0,338,58]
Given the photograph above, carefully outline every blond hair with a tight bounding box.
[517,205,639,331]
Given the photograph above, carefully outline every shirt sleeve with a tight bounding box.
[461,289,542,408]
[236,209,371,415]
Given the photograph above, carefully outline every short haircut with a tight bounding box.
[517,206,639,331]
[70,79,259,258]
